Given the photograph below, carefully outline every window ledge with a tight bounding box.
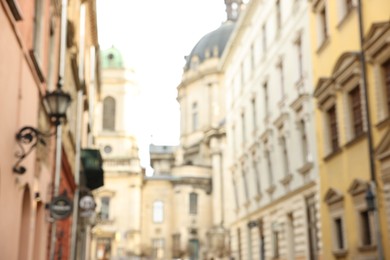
[332,249,348,258]
[316,37,330,54]
[298,161,313,176]
[324,148,342,162]
[358,244,376,252]
[266,185,276,195]
[254,193,263,202]
[344,132,366,148]
[376,116,390,129]
[280,173,293,186]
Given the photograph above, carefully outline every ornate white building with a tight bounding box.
[90,47,144,260]
[221,0,322,259]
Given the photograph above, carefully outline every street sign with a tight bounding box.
[50,195,73,220]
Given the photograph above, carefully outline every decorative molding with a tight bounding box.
[279,173,293,186]
[297,161,313,176]
[347,179,369,196]
[324,188,344,205]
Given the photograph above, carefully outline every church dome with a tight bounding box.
[184,21,235,71]
[101,46,124,69]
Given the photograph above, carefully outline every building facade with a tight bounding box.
[90,47,144,260]
[0,0,100,259]
[221,0,322,259]
[309,0,390,259]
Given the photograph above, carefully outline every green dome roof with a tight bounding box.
[101,46,124,69]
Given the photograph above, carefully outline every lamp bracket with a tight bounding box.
[13,126,55,174]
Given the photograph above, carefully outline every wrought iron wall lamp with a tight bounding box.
[13,88,71,174]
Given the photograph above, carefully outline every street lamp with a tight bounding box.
[365,186,375,212]
[12,88,72,174]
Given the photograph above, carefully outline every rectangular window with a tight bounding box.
[250,44,255,70]
[272,224,280,258]
[258,220,265,260]
[243,169,250,201]
[253,157,261,195]
[241,62,245,85]
[252,98,257,130]
[327,106,339,153]
[152,238,165,259]
[189,192,198,215]
[189,239,199,260]
[360,210,373,246]
[318,5,328,44]
[266,149,273,185]
[279,61,285,97]
[349,86,363,137]
[100,197,110,220]
[306,195,319,260]
[262,24,267,53]
[281,137,289,175]
[247,225,253,260]
[296,37,303,79]
[237,228,242,260]
[382,60,390,113]
[300,120,309,163]
[241,113,246,144]
[286,213,295,258]
[153,201,164,223]
[276,0,282,32]
[263,82,269,117]
[334,217,345,250]
[192,102,198,131]
[172,234,181,258]
[233,179,239,210]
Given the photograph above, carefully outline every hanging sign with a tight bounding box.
[50,195,73,220]
[79,195,96,218]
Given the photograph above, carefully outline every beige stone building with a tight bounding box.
[90,47,144,260]
[140,2,244,260]
[221,0,322,259]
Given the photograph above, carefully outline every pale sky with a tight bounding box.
[97,0,227,167]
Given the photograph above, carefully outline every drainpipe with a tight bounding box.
[49,0,68,259]
[356,0,384,259]
[70,2,86,259]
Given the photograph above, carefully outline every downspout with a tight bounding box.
[70,2,86,259]
[357,0,384,259]
[49,0,68,259]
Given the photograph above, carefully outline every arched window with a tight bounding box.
[103,96,116,131]
[153,201,164,223]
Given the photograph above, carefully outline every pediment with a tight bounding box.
[364,21,390,60]
[348,178,369,196]
[375,130,390,161]
[332,52,360,79]
[324,188,344,205]
[364,22,390,47]
[314,77,336,108]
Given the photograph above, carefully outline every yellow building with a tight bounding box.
[309,0,390,259]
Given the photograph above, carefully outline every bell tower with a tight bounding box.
[224,0,244,22]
